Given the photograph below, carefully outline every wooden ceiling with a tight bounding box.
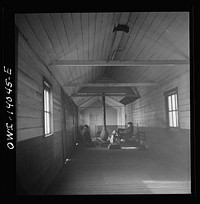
[15,12,189,107]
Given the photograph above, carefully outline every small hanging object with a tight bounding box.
[113,24,129,33]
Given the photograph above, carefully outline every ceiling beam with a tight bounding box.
[65,82,157,87]
[49,60,189,67]
[71,93,139,97]
[77,87,134,93]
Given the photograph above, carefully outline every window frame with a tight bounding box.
[43,77,53,137]
[164,87,180,129]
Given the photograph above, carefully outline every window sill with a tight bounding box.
[44,133,53,137]
[168,127,180,132]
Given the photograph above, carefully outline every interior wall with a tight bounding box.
[16,32,77,195]
[80,100,118,137]
[117,107,126,128]
[126,70,190,167]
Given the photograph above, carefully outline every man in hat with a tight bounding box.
[118,122,134,140]
[80,124,92,145]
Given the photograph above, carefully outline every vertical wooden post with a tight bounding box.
[102,95,106,127]
[100,94,109,141]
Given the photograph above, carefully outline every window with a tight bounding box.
[43,78,53,136]
[164,88,179,128]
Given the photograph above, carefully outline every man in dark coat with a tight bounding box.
[119,122,134,139]
[81,124,92,144]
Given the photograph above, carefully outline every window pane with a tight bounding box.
[47,112,50,134]
[176,111,178,127]
[175,94,178,110]
[168,96,172,111]
[44,88,50,112]
[44,89,47,111]
[44,105,51,135]
[169,112,173,127]
[172,94,175,110]
[46,89,49,112]
[172,111,177,127]
[45,112,47,134]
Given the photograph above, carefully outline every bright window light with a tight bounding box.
[164,88,179,128]
[44,79,53,136]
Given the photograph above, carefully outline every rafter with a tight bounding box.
[71,93,139,97]
[49,60,189,67]
[64,82,157,87]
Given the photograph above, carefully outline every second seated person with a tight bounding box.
[118,122,134,140]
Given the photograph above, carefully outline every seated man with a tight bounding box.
[118,122,134,140]
[80,124,92,144]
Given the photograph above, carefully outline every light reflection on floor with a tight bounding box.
[142,180,191,194]
[46,147,191,195]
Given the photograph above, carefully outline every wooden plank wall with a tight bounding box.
[126,70,190,129]
[16,32,78,195]
[125,69,190,166]
[17,32,63,140]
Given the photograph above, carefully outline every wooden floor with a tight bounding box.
[45,146,191,195]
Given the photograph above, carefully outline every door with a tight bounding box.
[61,90,68,163]
[73,107,78,144]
